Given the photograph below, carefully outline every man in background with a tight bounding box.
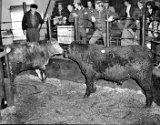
[86,0,94,14]
[118,0,136,31]
[22,4,44,42]
[103,0,116,13]
[67,4,74,25]
[132,0,144,44]
[52,2,68,25]
[69,0,89,44]
[86,0,95,36]
[67,4,74,13]
[89,0,118,46]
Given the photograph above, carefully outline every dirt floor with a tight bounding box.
[0,73,160,124]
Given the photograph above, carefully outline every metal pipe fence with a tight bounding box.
[1,8,160,108]
[0,14,159,46]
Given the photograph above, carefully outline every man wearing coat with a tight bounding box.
[52,3,68,25]
[118,0,137,30]
[68,0,89,44]
[89,0,118,47]
[22,4,44,42]
[86,0,95,34]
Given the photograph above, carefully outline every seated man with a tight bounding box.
[121,22,139,46]
[89,0,118,47]
[148,10,160,65]
[52,2,68,25]
[117,0,137,31]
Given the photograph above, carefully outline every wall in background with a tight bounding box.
[1,0,55,44]
[2,0,35,30]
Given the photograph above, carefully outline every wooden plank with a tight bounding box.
[45,0,56,18]
[0,0,6,109]
[10,5,29,40]
[4,54,14,106]
[39,0,56,31]
[57,25,74,44]
[22,2,27,13]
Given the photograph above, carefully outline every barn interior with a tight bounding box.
[0,0,126,84]
[0,0,160,124]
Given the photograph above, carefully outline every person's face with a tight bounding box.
[67,5,73,12]
[31,8,36,13]
[74,3,79,9]
[95,3,99,10]
[87,1,92,8]
[147,4,151,9]
[104,2,109,8]
[124,1,129,6]
[58,4,62,10]
[137,2,143,9]
[95,3,101,11]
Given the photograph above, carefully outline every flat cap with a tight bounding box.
[95,0,103,4]
[30,4,38,9]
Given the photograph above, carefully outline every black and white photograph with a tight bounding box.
[0,0,160,124]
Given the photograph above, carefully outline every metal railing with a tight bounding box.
[0,15,154,45]
[1,6,160,107]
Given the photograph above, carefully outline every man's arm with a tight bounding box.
[68,11,78,23]
[22,13,27,30]
[87,9,96,22]
[37,12,44,24]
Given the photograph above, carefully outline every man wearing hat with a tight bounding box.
[22,3,44,42]
[68,0,89,43]
[103,0,116,13]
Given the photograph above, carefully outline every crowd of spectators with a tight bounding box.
[51,0,160,63]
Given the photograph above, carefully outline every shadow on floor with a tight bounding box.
[46,57,85,83]
[44,56,140,91]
